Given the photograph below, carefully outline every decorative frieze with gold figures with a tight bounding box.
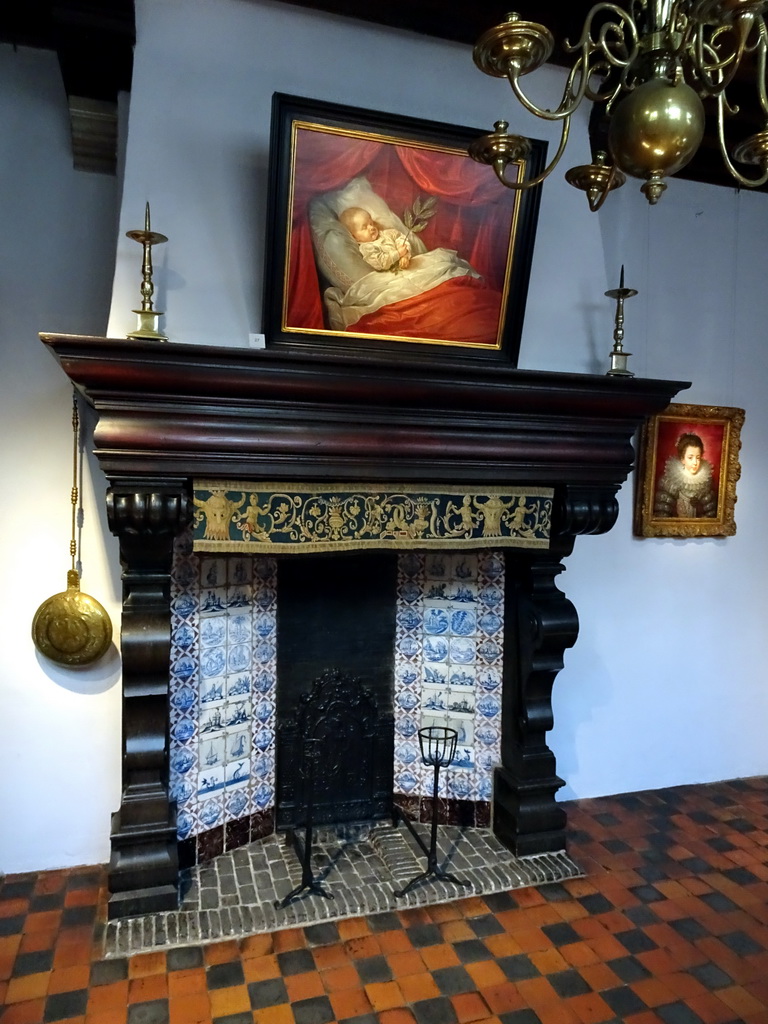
[192,481,553,554]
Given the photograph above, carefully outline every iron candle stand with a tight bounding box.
[278,736,335,907]
[393,726,471,898]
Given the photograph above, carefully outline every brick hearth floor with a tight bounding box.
[2,777,768,1024]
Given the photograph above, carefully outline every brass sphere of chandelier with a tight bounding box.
[469,2,768,210]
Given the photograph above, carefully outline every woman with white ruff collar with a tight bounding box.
[654,432,717,518]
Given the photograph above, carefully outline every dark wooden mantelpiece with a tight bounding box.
[42,333,688,918]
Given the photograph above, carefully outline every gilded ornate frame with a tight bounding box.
[634,403,744,538]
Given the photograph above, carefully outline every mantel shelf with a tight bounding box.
[41,333,688,488]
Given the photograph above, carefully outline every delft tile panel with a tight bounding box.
[192,480,553,553]
[169,536,504,841]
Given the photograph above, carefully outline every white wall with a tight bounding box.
[2,0,766,873]
[0,45,123,873]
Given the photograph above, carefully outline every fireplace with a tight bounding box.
[41,333,687,919]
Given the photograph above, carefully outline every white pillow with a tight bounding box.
[308,176,426,290]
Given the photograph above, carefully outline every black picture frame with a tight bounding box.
[262,93,546,367]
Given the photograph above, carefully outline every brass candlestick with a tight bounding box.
[126,202,168,341]
[605,265,637,377]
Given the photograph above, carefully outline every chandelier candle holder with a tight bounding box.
[606,265,637,377]
[469,3,768,210]
[126,202,168,341]
[393,727,472,899]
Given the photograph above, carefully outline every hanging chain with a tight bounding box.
[70,390,79,573]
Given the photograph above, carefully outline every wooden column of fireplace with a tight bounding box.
[42,333,686,919]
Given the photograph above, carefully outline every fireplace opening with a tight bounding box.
[275,552,397,829]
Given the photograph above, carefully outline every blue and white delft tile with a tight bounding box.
[476,692,501,719]
[198,766,225,798]
[448,637,475,664]
[474,721,500,746]
[422,665,448,688]
[173,718,196,744]
[446,691,475,716]
[199,676,225,706]
[177,809,194,840]
[227,788,249,819]
[199,797,224,829]
[452,745,475,770]
[253,781,274,810]
[477,669,501,691]
[225,758,250,788]
[448,666,475,689]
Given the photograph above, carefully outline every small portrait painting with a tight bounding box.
[634,404,744,538]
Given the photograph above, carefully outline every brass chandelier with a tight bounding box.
[469,1,768,210]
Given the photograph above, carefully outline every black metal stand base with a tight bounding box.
[278,827,335,907]
[392,804,471,897]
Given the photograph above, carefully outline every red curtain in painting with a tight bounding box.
[286,127,518,336]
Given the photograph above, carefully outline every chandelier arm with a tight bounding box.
[506,64,589,121]
[694,22,752,96]
[493,117,572,189]
[716,93,768,187]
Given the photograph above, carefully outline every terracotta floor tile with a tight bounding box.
[480,980,527,1015]
[428,902,463,923]
[253,1003,294,1024]
[439,919,476,943]
[311,942,351,969]
[560,941,601,969]
[202,939,241,965]
[337,916,372,940]
[534,1001,582,1024]
[208,982,251,1017]
[329,984,374,1019]
[387,950,427,977]
[5,970,50,1003]
[419,943,460,970]
[18,929,57,954]
[168,991,212,1024]
[167,966,208,997]
[127,972,168,1002]
[482,932,522,958]
[47,963,91,993]
[241,932,274,958]
[86,979,130,1013]
[284,968,325,1001]
[272,926,307,951]
[567,990,616,1024]
[451,990,491,1023]
[377,929,414,954]
[529,947,570,974]
[630,976,680,1007]
[242,952,280,982]
[379,1009,418,1024]
[343,933,381,959]
[464,959,507,990]
[685,991,746,1024]
[515,975,560,1009]
[0,999,48,1024]
[321,963,360,991]
[510,926,550,952]
[86,1010,128,1024]
[396,971,440,1003]
[128,950,168,977]
[577,962,621,992]
[716,983,767,1017]
[365,979,407,1010]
